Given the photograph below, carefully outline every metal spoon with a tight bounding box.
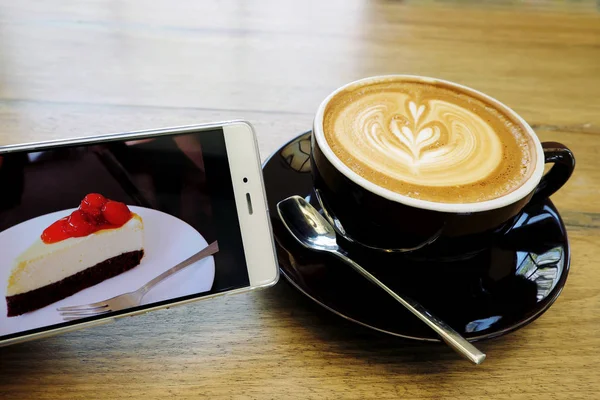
[277,195,486,365]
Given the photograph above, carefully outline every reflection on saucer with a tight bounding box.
[466,316,502,333]
[516,247,563,301]
[281,134,311,173]
[508,200,566,301]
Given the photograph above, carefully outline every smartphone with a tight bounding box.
[0,121,279,347]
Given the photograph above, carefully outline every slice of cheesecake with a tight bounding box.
[5,194,144,317]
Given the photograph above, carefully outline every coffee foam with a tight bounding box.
[322,79,535,203]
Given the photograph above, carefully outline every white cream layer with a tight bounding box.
[7,214,144,296]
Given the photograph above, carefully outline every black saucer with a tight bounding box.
[263,131,571,342]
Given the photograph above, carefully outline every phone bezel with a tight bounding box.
[0,120,279,347]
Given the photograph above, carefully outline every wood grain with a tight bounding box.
[1,1,599,399]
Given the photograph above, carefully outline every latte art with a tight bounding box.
[356,96,503,186]
[323,79,535,203]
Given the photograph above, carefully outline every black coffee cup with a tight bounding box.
[311,76,575,254]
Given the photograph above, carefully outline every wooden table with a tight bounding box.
[1,1,599,398]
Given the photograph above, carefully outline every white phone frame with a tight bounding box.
[0,120,279,347]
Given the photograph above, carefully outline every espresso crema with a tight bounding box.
[322,78,536,203]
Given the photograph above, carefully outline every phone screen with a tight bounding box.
[0,128,249,341]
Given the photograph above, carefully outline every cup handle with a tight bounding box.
[531,142,575,204]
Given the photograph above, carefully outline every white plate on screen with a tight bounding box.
[0,206,215,337]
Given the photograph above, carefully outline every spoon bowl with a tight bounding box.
[276,195,338,252]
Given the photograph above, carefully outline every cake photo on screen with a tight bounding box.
[5,193,145,317]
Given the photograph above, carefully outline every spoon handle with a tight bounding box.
[332,250,486,365]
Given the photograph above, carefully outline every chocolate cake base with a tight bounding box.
[6,250,144,317]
